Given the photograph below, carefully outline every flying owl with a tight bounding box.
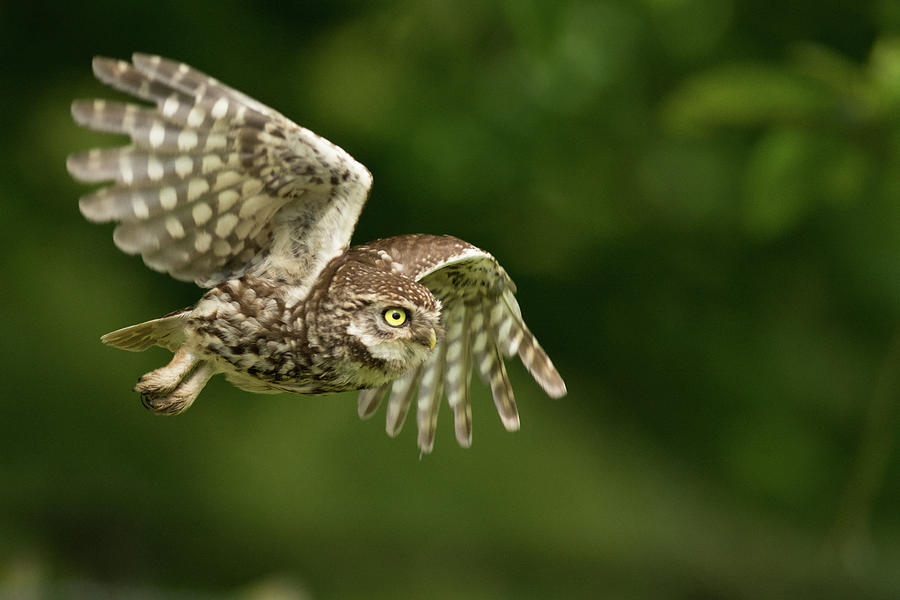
[67,54,566,452]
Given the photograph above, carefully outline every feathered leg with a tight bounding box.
[135,347,213,415]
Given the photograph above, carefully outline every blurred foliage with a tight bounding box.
[3,0,900,598]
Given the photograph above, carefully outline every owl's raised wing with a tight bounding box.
[68,54,372,289]
[356,235,566,452]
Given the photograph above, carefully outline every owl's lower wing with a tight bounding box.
[357,241,566,452]
[68,54,372,288]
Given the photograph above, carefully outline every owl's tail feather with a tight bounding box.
[101,310,190,352]
[134,346,214,415]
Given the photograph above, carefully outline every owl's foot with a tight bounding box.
[135,347,214,415]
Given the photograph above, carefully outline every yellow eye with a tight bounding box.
[383,307,408,327]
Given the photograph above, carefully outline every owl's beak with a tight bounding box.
[427,328,437,350]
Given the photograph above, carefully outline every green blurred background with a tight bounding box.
[3,0,900,598]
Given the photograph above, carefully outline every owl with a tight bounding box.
[67,54,566,452]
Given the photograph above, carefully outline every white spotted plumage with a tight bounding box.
[69,53,371,289]
[69,54,566,452]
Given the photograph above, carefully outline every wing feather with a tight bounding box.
[473,303,519,431]
[354,235,566,451]
[385,366,420,438]
[416,339,447,453]
[357,384,388,420]
[68,54,372,289]
[499,290,567,398]
[443,302,473,447]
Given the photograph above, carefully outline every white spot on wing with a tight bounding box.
[187,178,210,202]
[204,134,227,151]
[241,179,263,196]
[194,231,212,252]
[132,197,150,219]
[215,213,239,237]
[160,186,177,210]
[506,330,523,355]
[165,216,185,238]
[187,106,206,128]
[238,194,269,219]
[218,189,239,212]
[214,171,242,189]
[213,239,231,256]
[162,95,179,118]
[447,364,463,383]
[479,355,494,374]
[211,97,229,119]
[147,156,164,181]
[497,317,513,343]
[120,162,133,185]
[148,122,165,148]
[192,202,213,225]
[177,130,198,151]
[519,343,535,365]
[201,154,223,173]
[234,219,255,240]
[175,156,193,178]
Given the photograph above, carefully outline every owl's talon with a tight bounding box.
[139,391,186,415]
[132,347,212,415]
[136,361,214,415]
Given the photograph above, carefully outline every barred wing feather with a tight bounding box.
[356,238,566,452]
[68,54,372,289]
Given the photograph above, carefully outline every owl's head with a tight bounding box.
[331,263,442,381]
